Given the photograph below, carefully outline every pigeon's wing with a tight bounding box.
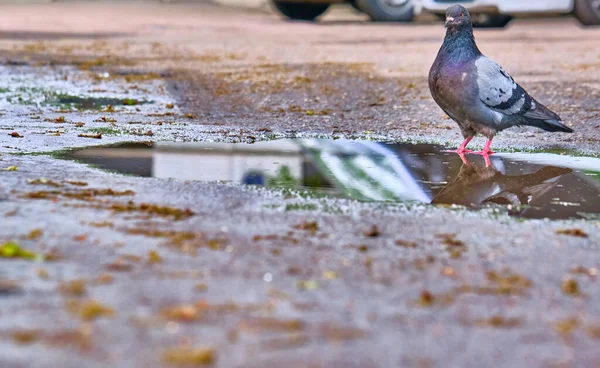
[474,56,573,132]
[475,56,534,118]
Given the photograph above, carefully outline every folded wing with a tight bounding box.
[475,56,572,132]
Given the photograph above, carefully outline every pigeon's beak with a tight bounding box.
[445,16,455,27]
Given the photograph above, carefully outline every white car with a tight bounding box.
[418,0,600,27]
[271,0,600,27]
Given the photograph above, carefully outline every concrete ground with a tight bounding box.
[1,2,600,367]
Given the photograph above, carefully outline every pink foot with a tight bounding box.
[445,137,474,154]
[445,148,473,154]
[472,139,495,156]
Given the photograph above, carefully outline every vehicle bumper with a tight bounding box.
[274,0,345,3]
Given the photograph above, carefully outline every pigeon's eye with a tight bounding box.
[460,13,464,18]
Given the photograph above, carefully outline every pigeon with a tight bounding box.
[428,5,573,156]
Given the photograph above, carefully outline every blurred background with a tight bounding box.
[263,0,600,28]
[9,0,599,28]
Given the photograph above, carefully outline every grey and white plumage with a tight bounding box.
[428,5,572,153]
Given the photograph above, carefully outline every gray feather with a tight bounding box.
[475,56,572,133]
[476,57,520,113]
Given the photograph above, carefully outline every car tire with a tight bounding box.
[271,1,330,21]
[348,0,362,12]
[574,0,600,25]
[471,14,512,28]
[355,0,414,22]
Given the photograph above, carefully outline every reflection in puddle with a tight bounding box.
[432,162,570,208]
[62,139,600,220]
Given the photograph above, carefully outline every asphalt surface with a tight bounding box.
[1,3,600,367]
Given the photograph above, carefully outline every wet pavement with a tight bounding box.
[1,2,600,368]
[6,142,600,368]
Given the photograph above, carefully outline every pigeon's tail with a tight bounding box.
[522,99,573,133]
[525,118,573,133]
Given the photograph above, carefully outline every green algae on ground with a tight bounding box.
[85,127,122,136]
[5,89,152,110]
[285,203,318,211]
[0,241,39,260]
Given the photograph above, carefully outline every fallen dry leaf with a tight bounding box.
[556,228,588,238]
[77,133,102,139]
[162,346,216,366]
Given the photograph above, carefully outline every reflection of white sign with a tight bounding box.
[152,141,303,182]
[299,139,431,202]
[495,152,600,172]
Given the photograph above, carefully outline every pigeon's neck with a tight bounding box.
[440,28,481,63]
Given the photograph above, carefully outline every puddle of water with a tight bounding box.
[61,139,600,220]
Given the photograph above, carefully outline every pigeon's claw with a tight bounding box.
[443,148,473,154]
[443,137,474,154]
[472,139,495,155]
[455,148,474,154]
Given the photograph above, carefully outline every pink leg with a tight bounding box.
[473,139,495,155]
[447,137,473,154]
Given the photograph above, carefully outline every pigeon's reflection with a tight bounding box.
[431,157,572,209]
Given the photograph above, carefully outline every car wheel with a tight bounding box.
[348,0,362,12]
[271,1,330,21]
[471,14,512,28]
[574,0,600,25]
[355,0,414,22]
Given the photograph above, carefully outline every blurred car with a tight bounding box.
[271,0,414,23]
[420,0,600,27]
[271,0,600,27]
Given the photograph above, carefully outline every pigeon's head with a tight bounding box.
[445,5,472,30]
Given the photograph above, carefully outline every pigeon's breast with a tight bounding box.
[429,61,478,119]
